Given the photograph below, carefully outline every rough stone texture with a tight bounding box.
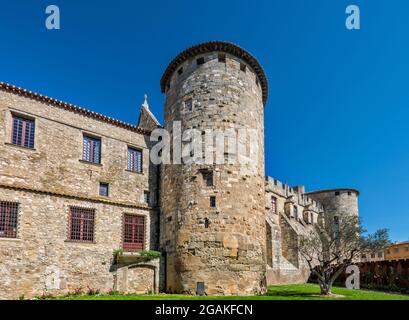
[160,51,266,295]
[0,42,361,299]
[0,89,159,299]
[306,189,359,218]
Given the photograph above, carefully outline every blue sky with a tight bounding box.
[0,0,407,241]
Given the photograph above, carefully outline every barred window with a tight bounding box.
[69,207,95,242]
[83,136,101,164]
[12,115,35,149]
[271,196,277,214]
[127,147,143,173]
[123,214,145,252]
[0,202,19,238]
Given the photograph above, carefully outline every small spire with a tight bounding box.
[142,94,149,109]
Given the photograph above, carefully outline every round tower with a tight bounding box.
[306,188,359,218]
[159,41,268,295]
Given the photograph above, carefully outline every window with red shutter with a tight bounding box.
[123,214,145,252]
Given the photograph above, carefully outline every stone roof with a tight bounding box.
[160,41,269,106]
[0,82,151,135]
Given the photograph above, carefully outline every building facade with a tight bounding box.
[0,41,359,299]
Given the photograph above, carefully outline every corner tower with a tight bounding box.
[159,41,268,295]
[306,188,359,218]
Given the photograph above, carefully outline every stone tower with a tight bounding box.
[306,189,359,218]
[159,41,268,295]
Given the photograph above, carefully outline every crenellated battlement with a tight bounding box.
[265,176,324,213]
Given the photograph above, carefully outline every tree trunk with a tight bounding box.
[319,281,332,295]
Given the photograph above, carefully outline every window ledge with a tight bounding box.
[125,169,144,175]
[0,237,22,242]
[79,159,102,167]
[4,142,36,151]
[64,240,96,245]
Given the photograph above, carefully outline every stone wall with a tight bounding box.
[160,48,267,295]
[0,187,156,299]
[0,88,159,299]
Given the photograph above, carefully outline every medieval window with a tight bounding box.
[405,246,409,252]
[210,196,216,208]
[68,207,95,242]
[394,247,399,253]
[218,53,226,63]
[271,196,277,214]
[177,67,183,75]
[196,57,205,66]
[348,191,352,196]
[240,63,246,72]
[204,218,210,229]
[123,214,145,252]
[0,201,19,239]
[143,191,150,205]
[83,135,101,164]
[335,191,340,196]
[293,205,298,219]
[99,183,109,197]
[371,253,375,259]
[361,254,366,259]
[127,147,143,173]
[11,115,35,149]
[202,170,213,187]
[185,99,193,112]
[334,216,340,239]
[378,252,383,258]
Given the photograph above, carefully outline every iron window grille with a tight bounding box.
[68,207,95,242]
[0,202,19,238]
[127,147,143,173]
[123,214,145,252]
[83,136,101,164]
[11,115,35,149]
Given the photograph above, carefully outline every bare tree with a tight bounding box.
[299,212,389,295]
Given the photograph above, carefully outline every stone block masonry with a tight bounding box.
[0,41,360,299]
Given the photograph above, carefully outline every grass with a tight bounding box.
[58,284,409,300]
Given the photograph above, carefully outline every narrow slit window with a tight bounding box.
[11,115,35,149]
[218,53,226,63]
[143,191,150,205]
[196,57,205,66]
[271,196,277,214]
[240,63,246,72]
[210,196,216,208]
[178,67,183,75]
[202,170,213,187]
[204,218,210,229]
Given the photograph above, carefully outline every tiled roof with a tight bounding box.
[0,82,151,135]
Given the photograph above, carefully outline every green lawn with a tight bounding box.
[59,284,409,300]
